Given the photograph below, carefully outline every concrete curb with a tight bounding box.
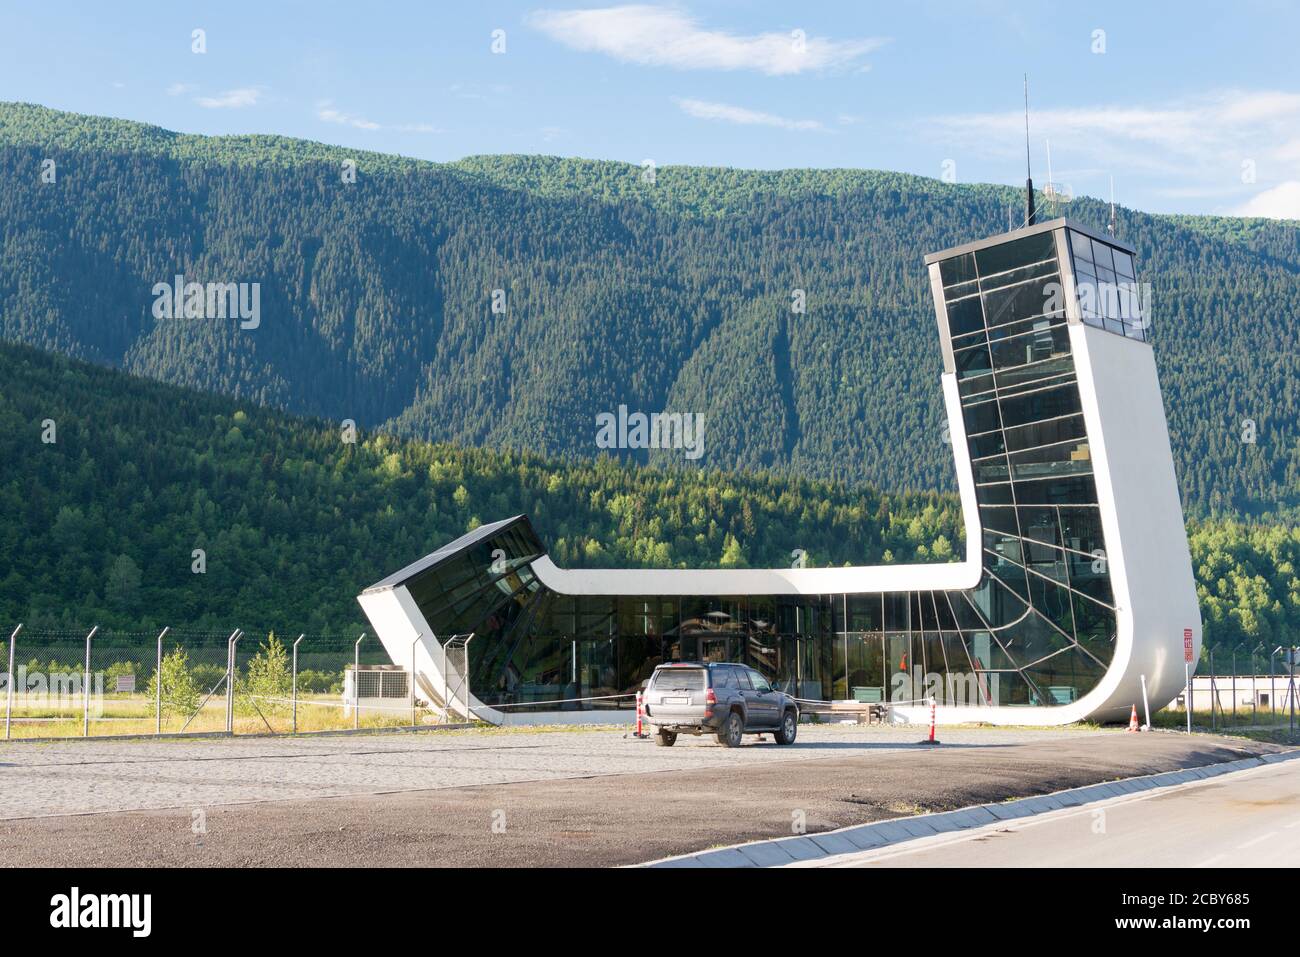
[640,748,1300,868]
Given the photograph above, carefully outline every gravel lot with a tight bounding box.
[0,724,1283,866]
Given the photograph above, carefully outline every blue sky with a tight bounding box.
[3,1,1299,217]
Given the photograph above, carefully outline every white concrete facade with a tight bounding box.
[358,219,1201,727]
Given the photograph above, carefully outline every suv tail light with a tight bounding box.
[705,688,716,706]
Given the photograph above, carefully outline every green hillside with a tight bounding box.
[0,340,961,635]
[1,102,1298,521]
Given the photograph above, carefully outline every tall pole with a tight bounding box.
[154,626,168,735]
[1023,74,1036,227]
[410,634,420,728]
[226,630,241,734]
[354,633,364,730]
[1251,647,1259,724]
[292,634,304,733]
[1231,647,1237,722]
[441,639,449,723]
[5,624,21,740]
[1271,649,1279,720]
[1185,662,1191,733]
[1284,647,1294,738]
[1140,674,1151,731]
[1209,648,1217,732]
[82,625,98,737]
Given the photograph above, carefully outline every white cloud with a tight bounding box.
[529,5,885,75]
[166,83,197,97]
[1235,181,1300,220]
[195,88,261,109]
[316,101,442,134]
[927,88,1300,207]
[676,97,826,132]
[317,101,381,130]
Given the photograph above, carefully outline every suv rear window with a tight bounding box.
[652,668,706,692]
[712,666,737,689]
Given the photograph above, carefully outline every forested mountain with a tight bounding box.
[0,341,1293,659]
[1,102,1298,520]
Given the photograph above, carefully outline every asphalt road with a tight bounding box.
[798,755,1300,867]
[0,725,1284,867]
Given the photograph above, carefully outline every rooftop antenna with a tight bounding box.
[1108,175,1117,236]
[1023,74,1036,227]
[1045,138,1055,214]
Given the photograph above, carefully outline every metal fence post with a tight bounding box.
[410,634,420,728]
[292,634,304,734]
[462,633,475,722]
[5,623,21,740]
[440,639,449,723]
[154,626,169,735]
[1288,647,1296,732]
[1231,647,1237,723]
[226,630,242,734]
[1208,648,1217,732]
[1250,651,1258,724]
[353,633,365,730]
[1271,648,1278,721]
[82,625,99,737]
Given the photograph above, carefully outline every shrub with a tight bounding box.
[146,647,200,717]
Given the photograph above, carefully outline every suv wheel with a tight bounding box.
[655,729,677,747]
[717,711,744,748]
[775,710,798,746]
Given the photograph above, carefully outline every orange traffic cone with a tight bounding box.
[1127,704,1140,732]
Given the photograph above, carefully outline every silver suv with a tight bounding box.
[642,662,799,748]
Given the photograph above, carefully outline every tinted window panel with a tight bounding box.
[961,397,1001,435]
[1069,230,1094,264]
[968,430,1006,458]
[958,372,996,399]
[940,253,978,287]
[975,231,1057,276]
[988,324,1071,371]
[979,257,1059,291]
[945,295,986,338]
[998,383,1083,429]
[1113,249,1135,278]
[955,342,993,378]
[987,313,1066,344]
[1012,473,1098,505]
[981,277,1059,328]
[1057,507,1106,555]
[996,361,1075,395]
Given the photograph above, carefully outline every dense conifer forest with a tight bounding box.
[2,103,1297,518]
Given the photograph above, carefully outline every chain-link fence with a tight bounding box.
[1,624,472,740]
[1157,645,1300,734]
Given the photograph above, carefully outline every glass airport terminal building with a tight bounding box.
[358,218,1201,725]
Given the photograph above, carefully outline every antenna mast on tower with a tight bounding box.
[1023,74,1036,227]
[1108,175,1118,236]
